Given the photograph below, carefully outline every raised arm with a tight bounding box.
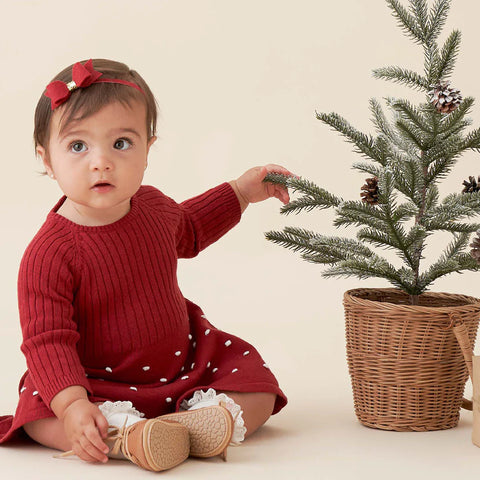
[175,182,242,258]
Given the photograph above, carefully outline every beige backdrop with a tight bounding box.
[2,1,480,479]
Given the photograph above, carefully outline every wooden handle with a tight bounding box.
[452,321,474,411]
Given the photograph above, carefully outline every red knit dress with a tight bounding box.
[0,182,287,443]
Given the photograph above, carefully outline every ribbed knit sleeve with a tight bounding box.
[175,182,242,258]
[18,225,92,408]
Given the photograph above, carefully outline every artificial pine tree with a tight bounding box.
[265,0,480,306]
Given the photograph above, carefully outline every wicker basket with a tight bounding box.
[344,287,480,431]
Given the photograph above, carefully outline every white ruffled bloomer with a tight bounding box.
[98,401,145,459]
[180,388,247,444]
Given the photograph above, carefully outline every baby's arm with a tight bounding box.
[50,385,109,463]
[18,230,108,462]
[172,164,294,259]
[174,182,242,258]
[18,231,92,405]
[228,180,250,214]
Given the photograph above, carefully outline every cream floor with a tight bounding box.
[1,343,480,480]
[0,388,479,480]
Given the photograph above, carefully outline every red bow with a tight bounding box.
[45,59,103,110]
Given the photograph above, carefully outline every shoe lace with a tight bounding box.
[107,417,141,467]
[108,417,128,457]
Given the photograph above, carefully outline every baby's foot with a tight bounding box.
[108,418,190,471]
[159,405,233,459]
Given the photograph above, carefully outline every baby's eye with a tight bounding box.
[114,138,132,150]
[70,141,86,153]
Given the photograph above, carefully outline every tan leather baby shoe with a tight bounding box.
[159,405,234,460]
[108,418,190,471]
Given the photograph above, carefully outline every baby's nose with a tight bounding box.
[90,153,113,171]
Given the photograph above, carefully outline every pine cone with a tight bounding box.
[429,83,462,114]
[470,229,480,264]
[462,175,480,193]
[360,176,379,205]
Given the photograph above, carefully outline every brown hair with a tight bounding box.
[34,58,158,162]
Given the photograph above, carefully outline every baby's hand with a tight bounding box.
[61,399,110,463]
[231,164,297,209]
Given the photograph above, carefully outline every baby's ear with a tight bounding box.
[36,146,52,174]
[36,145,45,161]
[147,135,157,152]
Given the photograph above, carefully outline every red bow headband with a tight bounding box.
[44,59,145,110]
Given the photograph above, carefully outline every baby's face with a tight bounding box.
[37,100,156,224]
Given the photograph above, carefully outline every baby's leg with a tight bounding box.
[23,401,107,453]
[23,416,70,451]
[216,391,276,438]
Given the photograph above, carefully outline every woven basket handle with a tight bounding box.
[451,317,474,411]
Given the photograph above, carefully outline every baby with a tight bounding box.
[0,58,291,472]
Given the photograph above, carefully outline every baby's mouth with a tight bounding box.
[91,181,115,191]
[92,180,113,187]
